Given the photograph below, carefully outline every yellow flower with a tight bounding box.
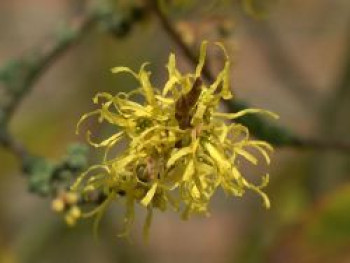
[71,41,278,240]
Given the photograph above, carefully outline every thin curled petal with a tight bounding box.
[143,207,153,241]
[213,108,279,120]
[93,191,116,239]
[234,148,258,165]
[75,110,100,135]
[71,164,110,191]
[166,147,193,168]
[110,66,139,78]
[242,178,271,209]
[214,42,232,99]
[139,63,156,106]
[141,183,158,207]
[86,131,124,148]
[195,40,208,78]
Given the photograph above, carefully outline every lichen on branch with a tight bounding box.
[70,40,278,240]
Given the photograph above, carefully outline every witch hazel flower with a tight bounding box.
[71,41,279,240]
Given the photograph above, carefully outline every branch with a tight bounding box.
[0,4,146,159]
[288,138,350,152]
[0,13,99,191]
[0,14,98,125]
[0,4,148,198]
[148,0,214,82]
[149,1,350,153]
[0,128,29,161]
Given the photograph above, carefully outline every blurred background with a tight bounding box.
[1,0,350,262]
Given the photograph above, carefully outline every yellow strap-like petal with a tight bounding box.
[75,110,100,135]
[86,130,124,148]
[140,183,158,207]
[195,40,208,78]
[182,159,195,181]
[203,142,231,172]
[166,147,193,168]
[139,63,156,106]
[143,207,153,242]
[213,108,279,120]
[234,147,258,165]
[110,66,138,79]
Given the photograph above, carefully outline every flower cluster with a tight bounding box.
[52,191,81,226]
[71,41,278,239]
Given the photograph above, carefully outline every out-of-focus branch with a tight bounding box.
[150,1,350,153]
[288,138,350,152]
[148,0,214,82]
[0,14,98,125]
[0,5,147,161]
[0,128,28,161]
[0,13,99,194]
[226,100,350,152]
[0,5,146,197]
